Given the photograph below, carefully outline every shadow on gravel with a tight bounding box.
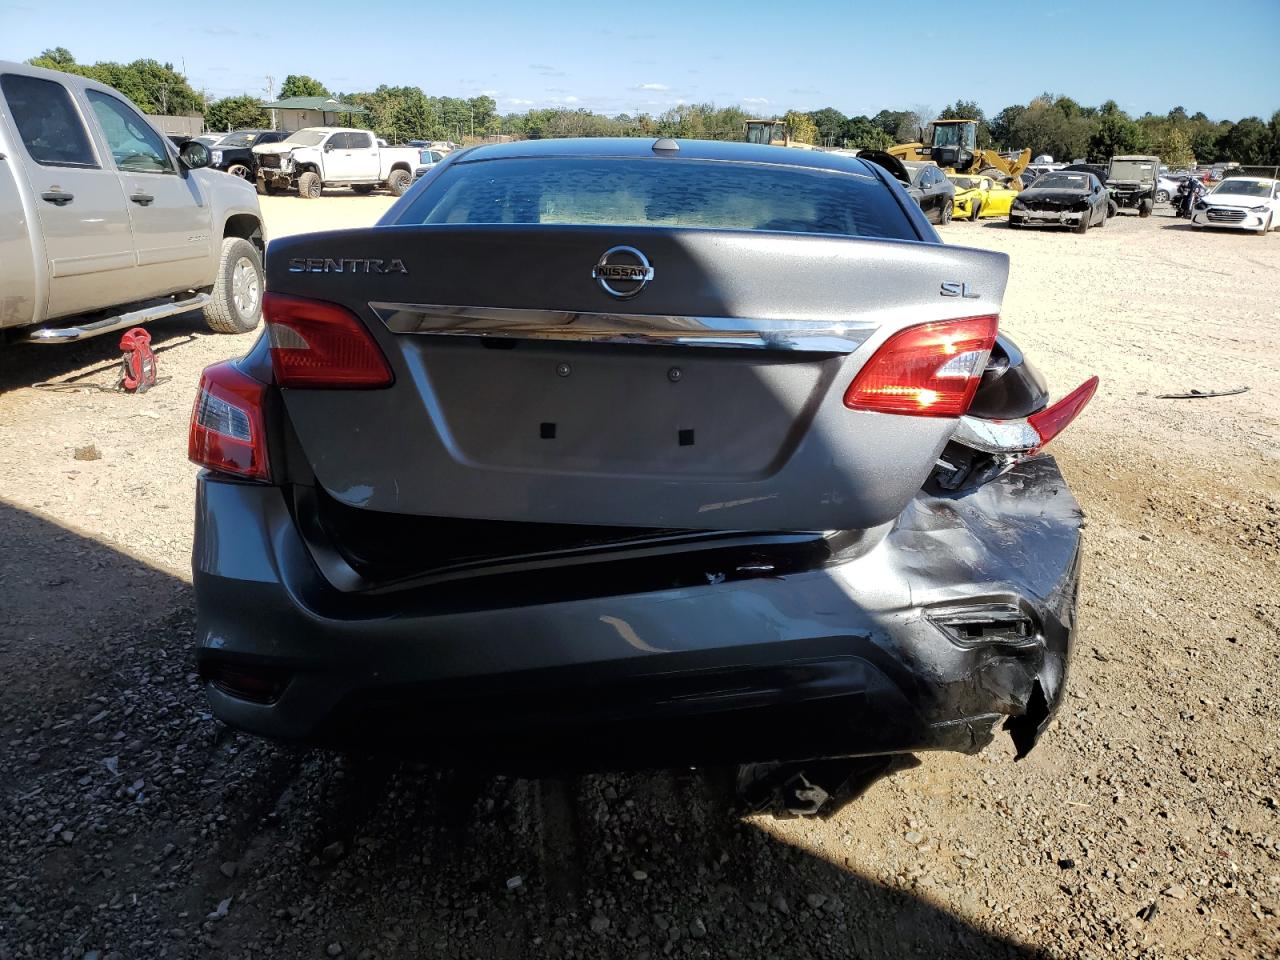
[0,310,212,396]
[0,503,1042,960]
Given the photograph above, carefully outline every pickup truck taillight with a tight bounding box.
[189,362,271,481]
[844,315,998,417]
[263,293,393,388]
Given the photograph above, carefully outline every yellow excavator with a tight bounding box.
[888,119,1030,186]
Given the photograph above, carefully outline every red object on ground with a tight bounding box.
[118,328,158,393]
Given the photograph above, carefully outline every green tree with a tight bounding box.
[29,50,203,115]
[1220,117,1271,164]
[844,116,893,150]
[783,110,818,145]
[1154,126,1196,169]
[35,46,75,68]
[807,107,847,146]
[989,104,1025,149]
[1087,110,1145,162]
[279,75,329,99]
[204,95,270,132]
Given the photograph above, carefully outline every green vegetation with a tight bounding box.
[28,47,202,115]
[23,50,1280,165]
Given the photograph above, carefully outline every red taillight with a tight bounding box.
[1027,375,1099,452]
[844,316,998,417]
[188,362,270,481]
[264,292,393,388]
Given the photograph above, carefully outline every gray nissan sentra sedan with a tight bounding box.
[190,137,1096,787]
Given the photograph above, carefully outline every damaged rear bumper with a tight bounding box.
[194,457,1082,769]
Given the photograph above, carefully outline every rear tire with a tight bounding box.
[203,237,263,334]
[387,169,412,197]
[255,180,277,196]
[1138,198,1153,218]
[226,163,252,181]
[1156,189,1169,203]
[298,171,322,199]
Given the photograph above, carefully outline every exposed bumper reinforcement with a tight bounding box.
[194,457,1083,769]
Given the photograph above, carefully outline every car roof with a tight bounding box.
[1216,177,1277,187]
[453,137,882,179]
[1112,155,1159,161]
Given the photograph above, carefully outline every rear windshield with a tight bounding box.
[1110,160,1155,180]
[397,157,916,240]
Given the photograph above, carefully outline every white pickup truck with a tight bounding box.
[252,127,420,199]
[0,61,267,343]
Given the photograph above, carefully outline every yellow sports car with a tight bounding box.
[948,174,1019,220]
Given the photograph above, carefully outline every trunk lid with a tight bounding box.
[265,225,1008,532]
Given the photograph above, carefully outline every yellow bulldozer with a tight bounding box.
[887,119,1030,186]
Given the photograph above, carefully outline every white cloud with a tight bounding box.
[637,82,669,91]
[564,95,581,103]
[480,89,499,97]
[742,97,770,106]
[506,98,534,106]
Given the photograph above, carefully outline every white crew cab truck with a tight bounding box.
[0,61,266,343]
[252,127,419,199]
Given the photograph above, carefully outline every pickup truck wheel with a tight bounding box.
[203,237,264,334]
[297,171,322,199]
[226,163,252,181]
[387,169,412,197]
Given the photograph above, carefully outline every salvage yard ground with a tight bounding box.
[1,198,1277,960]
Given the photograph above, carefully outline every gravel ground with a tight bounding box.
[1,198,1277,960]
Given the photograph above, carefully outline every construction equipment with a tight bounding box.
[743,119,816,150]
[887,119,1031,186]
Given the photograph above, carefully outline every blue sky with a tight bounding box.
[2,0,1277,120]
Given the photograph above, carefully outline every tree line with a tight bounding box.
[25,50,1280,166]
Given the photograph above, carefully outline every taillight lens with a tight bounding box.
[1027,375,1099,452]
[844,316,998,417]
[188,362,270,481]
[264,292,393,388]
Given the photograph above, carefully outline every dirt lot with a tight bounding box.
[1,198,1277,960]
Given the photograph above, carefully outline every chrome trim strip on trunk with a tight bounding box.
[369,303,877,352]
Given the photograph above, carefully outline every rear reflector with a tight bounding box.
[188,362,270,481]
[844,316,998,417]
[264,292,393,388]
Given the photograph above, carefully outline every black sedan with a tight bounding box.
[1008,171,1109,233]
[902,160,956,224]
[857,153,955,224]
[209,129,287,181]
